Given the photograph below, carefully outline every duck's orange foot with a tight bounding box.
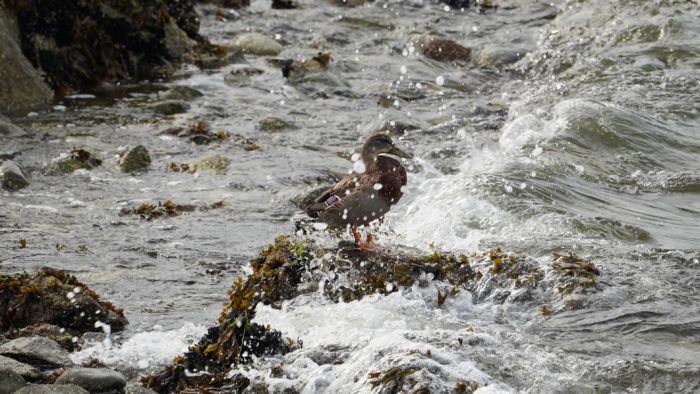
[351,227,376,250]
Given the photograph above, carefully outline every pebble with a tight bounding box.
[0,336,73,368]
[0,369,25,394]
[0,354,42,381]
[259,117,297,132]
[55,368,126,393]
[0,160,31,191]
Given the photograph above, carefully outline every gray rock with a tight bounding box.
[0,119,26,137]
[0,369,25,394]
[194,154,231,174]
[150,100,190,115]
[233,32,283,56]
[0,336,73,368]
[14,384,88,394]
[55,368,126,393]
[0,7,53,115]
[0,160,30,191]
[0,355,41,381]
[119,145,151,173]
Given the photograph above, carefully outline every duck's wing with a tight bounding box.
[305,174,360,217]
[320,175,390,227]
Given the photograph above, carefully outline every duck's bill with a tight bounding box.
[388,146,413,159]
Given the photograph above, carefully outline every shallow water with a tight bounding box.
[2,0,700,392]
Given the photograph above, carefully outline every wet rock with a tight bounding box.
[272,0,299,9]
[0,268,128,334]
[0,355,41,381]
[162,86,204,101]
[163,20,196,59]
[0,368,25,394]
[193,155,231,174]
[278,52,352,96]
[56,368,126,393]
[224,64,264,85]
[150,100,190,116]
[14,384,88,394]
[0,160,31,191]
[0,336,72,368]
[119,145,151,174]
[45,149,102,175]
[188,44,244,70]
[203,0,250,8]
[259,117,297,132]
[0,119,27,137]
[376,120,420,136]
[408,34,471,62]
[332,0,369,6]
[233,33,284,56]
[475,47,527,68]
[9,0,202,90]
[0,7,53,115]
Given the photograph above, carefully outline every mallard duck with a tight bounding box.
[303,133,411,247]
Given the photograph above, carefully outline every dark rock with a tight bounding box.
[272,0,299,9]
[409,34,471,62]
[0,368,25,394]
[0,119,27,137]
[199,0,250,8]
[45,148,102,175]
[0,336,73,368]
[150,100,190,115]
[56,368,126,393]
[119,145,151,174]
[0,160,31,191]
[259,117,297,132]
[0,268,128,334]
[0,355,41,381]
[9,0,202,90]
[14,384,88,394]
[0,6,53,115]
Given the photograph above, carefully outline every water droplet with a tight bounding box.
[373,183,383,190]
[400,65,407,74]
[435,76,445,86]
[353,160,366,174]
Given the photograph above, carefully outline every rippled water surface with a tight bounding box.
[2,0,700,392]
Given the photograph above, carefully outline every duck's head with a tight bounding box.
[361,133,412,165]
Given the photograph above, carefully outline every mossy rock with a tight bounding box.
[45,149,102,175]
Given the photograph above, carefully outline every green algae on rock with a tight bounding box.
[0,268,127,335]
[45,148,102,175]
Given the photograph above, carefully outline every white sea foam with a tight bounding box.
[71,322,207,369]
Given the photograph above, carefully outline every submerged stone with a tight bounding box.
[0,160,31,191]
[0,119,27,137]
[119,145,151,174]
[150,100,190,116]
[409,34,471,62]
[56,368,126,393]
[0,336,72,368]
[234,32,284,56]
[161,86,204,101]
[259,117,298,132]
[193,154,231,174]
